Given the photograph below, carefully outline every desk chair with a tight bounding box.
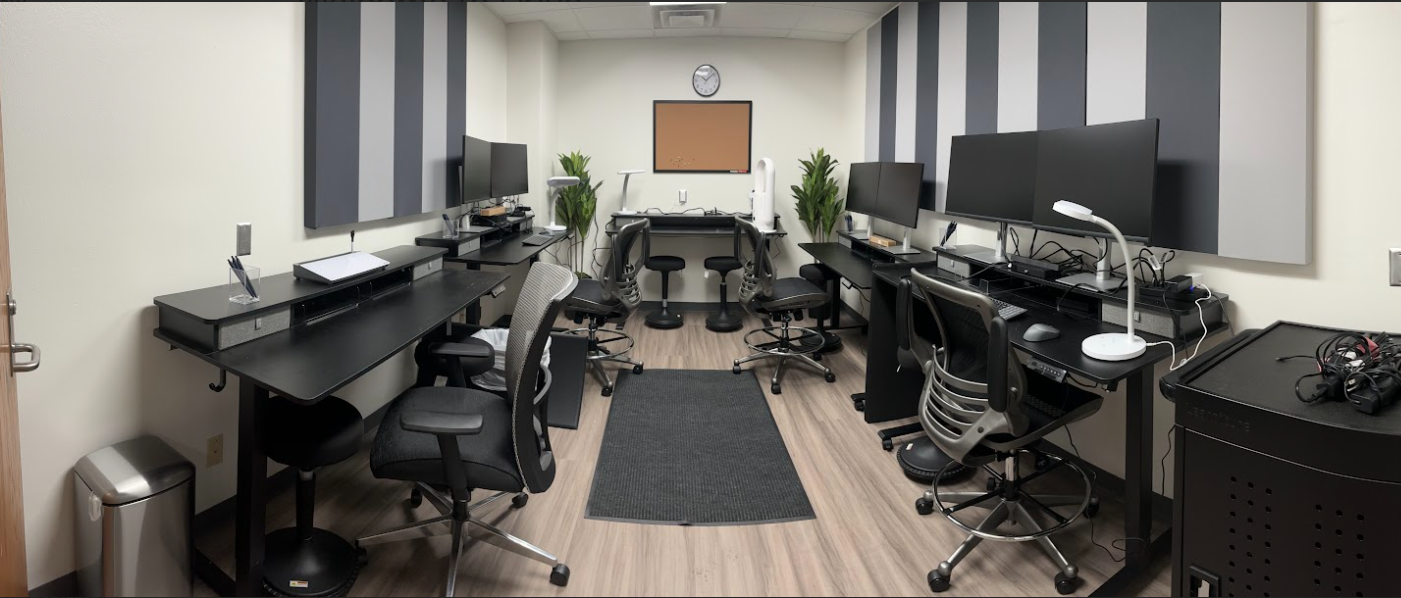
[564,218,648,396]
[644,255,686,329]
[902,270,1101,595]
[257,396,365,597]
[357,263,578,596]
[731,218,836,394]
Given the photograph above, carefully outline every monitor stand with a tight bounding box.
[883,227,921,255]
[1056,239,1126,292]
[965,222,1012,265]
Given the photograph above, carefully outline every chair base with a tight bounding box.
[705,310,744,332]
[262,527,359,597]
[733,320,835,394]
[357,484,567,597]
[800,331,844,353]
[565,322,643,397]
[645,308,683,329]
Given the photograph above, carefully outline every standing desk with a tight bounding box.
[871,253,1229,596]
[154,246,508,597]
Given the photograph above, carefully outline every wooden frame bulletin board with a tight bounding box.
[653,100,753,173]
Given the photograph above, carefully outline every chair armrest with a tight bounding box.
[400,410,484,436]
[431,342,493,359]
[532,366,554,406]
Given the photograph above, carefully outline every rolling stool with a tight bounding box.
[798,264,843,353]
[644,255,686,329]
[257,395,365,597]
[704,255,744,332]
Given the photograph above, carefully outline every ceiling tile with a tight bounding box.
[554,30,591,41]
[787,29,852,42]
[719,27,792,38]
[718,3,805,29]
[509,8,583,32]
[656,28,720,37]
[588,28,657,39]
[575,5,655,30]
[812,2,896,14]
[484,2,571,17]
[792,5,879,34]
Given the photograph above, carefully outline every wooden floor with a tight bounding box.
[197,311,1170,597]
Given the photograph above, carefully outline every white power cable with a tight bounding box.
[1144,284,1213,372]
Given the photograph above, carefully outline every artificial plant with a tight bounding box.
[556,150,603,277]
[792,148,845,243]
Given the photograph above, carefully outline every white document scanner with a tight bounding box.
[293,252,391,285]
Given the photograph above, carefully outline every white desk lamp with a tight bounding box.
[1052,200,1146,361]
[545,176,581,234]
[617,169,645,215]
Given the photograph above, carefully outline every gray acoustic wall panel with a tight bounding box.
[306,1,469,229]
[862,1,1313,265]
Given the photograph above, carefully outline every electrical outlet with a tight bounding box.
[1391,249,1401,286]
[207,434,224,468]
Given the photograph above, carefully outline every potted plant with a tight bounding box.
[792,148,845,243]
[556,150,603,278]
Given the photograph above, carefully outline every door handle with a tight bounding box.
[6,292,40,373]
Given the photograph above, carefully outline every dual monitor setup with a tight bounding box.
[461,135,529,205]
[845,162,925,255]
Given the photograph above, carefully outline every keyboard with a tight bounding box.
[521,232,555,246]
[993,298,1027,321]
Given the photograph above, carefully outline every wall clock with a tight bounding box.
[692,64,720,97]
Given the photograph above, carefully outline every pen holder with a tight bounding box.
[442,217,458,239]
[229,264,261,305]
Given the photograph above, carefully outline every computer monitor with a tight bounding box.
[846,162,882,217]
[1032,119,1160,242]
[462,135,492,204]
[875,162,924,229]
[489,142,528,197]
[945,131,1039,226]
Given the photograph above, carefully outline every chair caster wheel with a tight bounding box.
[357,546,369,566]
[633,364,644,374]
[408,488,423,508]
[550,564,570,587]
[882,438,894,451]
[812,352,822,362]
[928,571,951,593]
[512,493,529,509]
[1085,497,1100,518]
[602,386,613,397]
[915,497,935,516]
[732,364,742,374]
[771,383,782,394]
[986,477,1000,492]
[853,399,865,412]
[1055,572,1079,595]
[824,372,836,383]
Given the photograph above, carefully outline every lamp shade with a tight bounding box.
[1052,200,1095,222]
[547,176,580,188]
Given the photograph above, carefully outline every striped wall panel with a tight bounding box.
[863,2,1313,265]
[306,1,469,229]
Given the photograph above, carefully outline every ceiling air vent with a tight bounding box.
[652,4,722,30]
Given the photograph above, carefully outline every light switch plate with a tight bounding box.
[1391,248,1401,286]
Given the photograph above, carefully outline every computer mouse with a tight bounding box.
[1023,323,1061,342]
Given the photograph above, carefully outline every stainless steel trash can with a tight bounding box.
[73,435,195,597]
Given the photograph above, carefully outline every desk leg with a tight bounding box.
[1090,370,1162,596]
[828,279,841,329]
[465,262,483,325]
[234,378,269,596]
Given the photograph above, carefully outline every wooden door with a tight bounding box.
[0,82,28,595]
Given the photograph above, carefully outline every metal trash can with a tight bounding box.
[73,435,195,597]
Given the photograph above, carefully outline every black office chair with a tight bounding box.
[704,254,744,332]
[644,254,686,329]
[356,262,578,597]
[731,217,836,394]
[563,218,648,396]
[902,270,1101,595]
[256,396,365,597]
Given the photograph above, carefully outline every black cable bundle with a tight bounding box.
[1280,332,1401,414]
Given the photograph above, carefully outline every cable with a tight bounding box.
[1064,424,1145,564]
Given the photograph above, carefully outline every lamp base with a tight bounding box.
[1081,333,1146,362]
[616,208,636,215]
[544,223,567,234]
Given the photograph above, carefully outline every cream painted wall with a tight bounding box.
[842,2,1401,497]
[0,2,509,587]
[555,37,852,302]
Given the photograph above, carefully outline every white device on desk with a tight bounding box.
[1052,200,1146,361]
[752,157,776,232]
[544,176,581,234]
[617,169,645,214]
[294,252,390,285]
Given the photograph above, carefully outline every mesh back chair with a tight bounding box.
[563,218,648,396]
[358,262,578,596]
[730,217,837,394]
[902,270,1104,596]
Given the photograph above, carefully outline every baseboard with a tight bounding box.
[1038,442,1174,516]
[637,300,727,313]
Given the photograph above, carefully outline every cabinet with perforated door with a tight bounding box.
[1164,322,1401,598]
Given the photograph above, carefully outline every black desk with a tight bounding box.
[869,260,1225,596]
[603,213,787,238]
[155,248,508,597]
[447,227,565,267]
[797,240,939,333]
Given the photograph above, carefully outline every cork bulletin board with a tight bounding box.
[653,100,752,173]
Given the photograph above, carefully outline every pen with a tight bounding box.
[939,222,958,248]
[229,256,258,299]
[350,230,356,253]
